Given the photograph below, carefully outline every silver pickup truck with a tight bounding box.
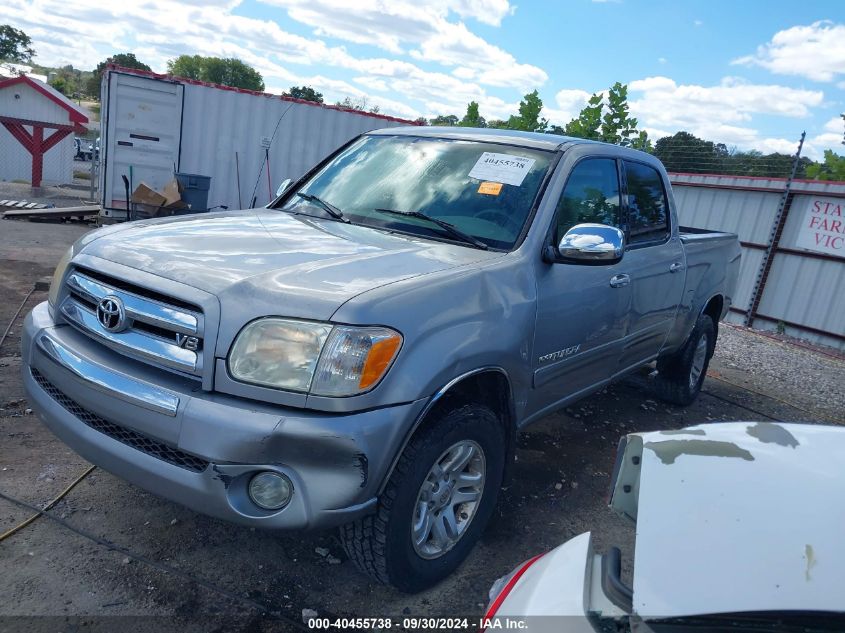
[22,127,740,592]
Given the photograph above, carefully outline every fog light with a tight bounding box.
[248,472,293,510]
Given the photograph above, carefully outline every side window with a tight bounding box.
[624,161,669,244]
[554,159,621,241]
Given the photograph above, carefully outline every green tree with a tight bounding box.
[507,89,547,132]
[0,25,35,63]
[562,93,603,140]
[286,85,323,103]
[486,118,508,129]
[50,64,83,97]
[806,150,845,181]
[413,116,428,126]
[431,114,459,126]
[336,95,380,113]
[561,83,650,149]
[653,131,729,173]
[459,101,486,128]
[86,53,151,97]
[49,76,70,95]
[167,55,264,91]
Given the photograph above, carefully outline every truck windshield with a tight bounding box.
[275,135,554,250]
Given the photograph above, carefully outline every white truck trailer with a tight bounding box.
[98,66,414,219]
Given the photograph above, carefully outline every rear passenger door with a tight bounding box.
[617,160,685,370]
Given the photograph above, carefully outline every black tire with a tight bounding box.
[653,314,716,406]
[339,403,505,592]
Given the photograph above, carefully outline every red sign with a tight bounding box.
[796,197,845,257]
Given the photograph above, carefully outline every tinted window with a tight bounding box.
[625,161,669,243]
[554,158,621,241]
[277,135,553,250]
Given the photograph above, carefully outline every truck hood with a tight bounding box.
[611,422,845,619]
[80,209,500,321]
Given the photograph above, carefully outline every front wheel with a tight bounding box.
[653,314,716,406]
[340,403,505,592]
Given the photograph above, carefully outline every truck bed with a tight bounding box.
[679,226,739,244]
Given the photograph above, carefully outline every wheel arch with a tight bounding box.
[377,367,516,495]
[702,293,724,325]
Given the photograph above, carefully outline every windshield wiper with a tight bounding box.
[373,208,488,250]
[296,193,349,223]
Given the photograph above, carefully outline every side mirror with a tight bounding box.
[550,223,624,265]
[275,178,292,197]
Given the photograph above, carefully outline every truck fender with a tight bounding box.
[376,366,516,495]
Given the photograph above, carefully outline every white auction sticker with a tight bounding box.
[468,152,536,186]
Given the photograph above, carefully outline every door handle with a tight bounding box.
[669,262,684,273]
[610,274,630,288]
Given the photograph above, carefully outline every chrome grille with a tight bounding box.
[32,368,209,473]
[59,269,204,377]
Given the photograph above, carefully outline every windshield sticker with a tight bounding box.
[469,152,536,186]
[478,181,503,195]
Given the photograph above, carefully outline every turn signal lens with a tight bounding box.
[311,326,402,396]
[359,335,403,389]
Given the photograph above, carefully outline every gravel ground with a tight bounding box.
[711,323,844,425]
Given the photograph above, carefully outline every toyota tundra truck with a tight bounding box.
[22,127,740,591]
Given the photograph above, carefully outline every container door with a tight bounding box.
[101,72,183,218]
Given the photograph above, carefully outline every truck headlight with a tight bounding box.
[48,246,73,308]
[228,319,333,392]
[228,319,402,396]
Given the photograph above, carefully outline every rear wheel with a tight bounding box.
[340,403,504,592]
[653,314,716,406]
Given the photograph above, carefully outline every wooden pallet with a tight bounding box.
[1,204,100,220]
[0,199,50,210]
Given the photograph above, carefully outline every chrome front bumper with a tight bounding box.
[22,301,426,530]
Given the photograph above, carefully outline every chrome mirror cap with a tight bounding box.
[557,223,625,264]
[275,178,292,197]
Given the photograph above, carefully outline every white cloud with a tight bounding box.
[732,20,845,82]
[823,116,844,134]
[694,19,703,27]
[353,76,389,92]
[658,57,667,64]
[4,0,538,120]
[629,76,824,132]
[260,0,544,91]
[547,88,591,123]
[627,75,837,158]
[410,21,547,90]
[442,0,514,25]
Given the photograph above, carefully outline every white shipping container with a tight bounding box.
[100,68,415,217]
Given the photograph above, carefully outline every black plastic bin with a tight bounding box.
[175,172,211,212]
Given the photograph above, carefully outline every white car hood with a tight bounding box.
[612,422,845,619]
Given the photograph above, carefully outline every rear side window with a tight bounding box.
[624,161,669,244]
[554,158,621,241]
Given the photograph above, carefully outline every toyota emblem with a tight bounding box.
[96,296,127,332]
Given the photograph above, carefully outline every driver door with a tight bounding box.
[530,158,631,415]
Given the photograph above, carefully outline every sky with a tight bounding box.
[3,0,845,159]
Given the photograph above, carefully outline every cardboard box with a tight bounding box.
[162,178,188,209]
[131,183,167,208]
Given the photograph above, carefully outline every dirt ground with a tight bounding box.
[0,219,842,632]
